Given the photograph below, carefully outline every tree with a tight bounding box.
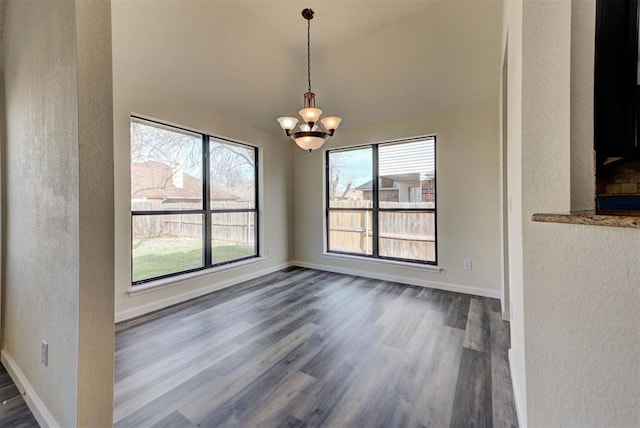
[130,121,255,194]
[209,141,255,188]
[328,162,353,201]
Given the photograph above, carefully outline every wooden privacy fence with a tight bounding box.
[329,200,435,261]
[211,212,255,244]
[133,212,255,245]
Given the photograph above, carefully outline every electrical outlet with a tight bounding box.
[464,259,472,270]
[41,340,48,366]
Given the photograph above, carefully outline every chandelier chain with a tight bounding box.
[307,16,311,93]
[276,8,340,152]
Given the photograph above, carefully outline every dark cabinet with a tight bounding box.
[594,0,639,166]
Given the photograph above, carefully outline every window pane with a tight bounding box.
[131,119,203,211]
[212,212,256,264]
[328,210,373,255]
[378,211,435,262]
[132,214,204,282]
[378,138,435,209]
[328,147,373,209]
[210,140,256,209]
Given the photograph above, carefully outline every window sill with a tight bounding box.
[322,252,442,273]
[128,256,266,296]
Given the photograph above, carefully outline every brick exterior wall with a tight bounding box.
[422,179,435,202]
[362,189,399,202]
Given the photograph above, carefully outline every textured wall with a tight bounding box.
[75,0,115,426]
[4,1,81,424]
[292,100,502,296]
[516,0,640,426]
[526,223,639,426]
[3,0,114,425]
[522,0,573,424]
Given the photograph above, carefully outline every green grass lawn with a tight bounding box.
[132,237,254,282]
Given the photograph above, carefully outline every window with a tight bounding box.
[326,137,436,264]
[131,117,258,284]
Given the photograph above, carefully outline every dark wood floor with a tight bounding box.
[0,363,38,427]
[115,267,518,427]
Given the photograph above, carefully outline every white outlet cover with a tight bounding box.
[41,340,48,366]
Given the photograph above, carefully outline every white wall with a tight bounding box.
[112,80,293,320]
[502,0,527,422]
[2,0,114,426]
[111,0,295,321]
[75,1,115,425]
[505,0,640,426]
[292,100,502,298]
[526,223,639,426]
[570,0,596,211]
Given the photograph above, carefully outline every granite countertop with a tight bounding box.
[532,210,640,228]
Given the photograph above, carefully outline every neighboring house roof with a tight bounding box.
[224,183,255,202]
[131,161,239,201]
[211,187,241,202]
[355,177,395,190]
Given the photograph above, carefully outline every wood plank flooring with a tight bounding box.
[0,363,38,427]
[115,267,518,427]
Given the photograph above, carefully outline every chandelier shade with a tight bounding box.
[295,135,326,151]
[277,117,299,133]
[299,107,323,124]
[276,8,341,152]
[320,116,342,134]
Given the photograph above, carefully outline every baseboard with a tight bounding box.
[291,260,501,299]
[1,350,59,428]
[115,261,294,322]
[117,258,500,321]
[508,349,526,428]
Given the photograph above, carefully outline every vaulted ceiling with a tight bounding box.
[111,0,503,133]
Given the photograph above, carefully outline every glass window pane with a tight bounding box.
[210,140,256,209]
[328,210,373,255]
[132,214,204,282]
[131,119,203,211]
[378,138,435,209]
[378,211,435,262]
[328,147,373,209]
[212,212,256,264]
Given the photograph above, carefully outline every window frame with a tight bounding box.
[325,136,437,265]
[130,116,259,285]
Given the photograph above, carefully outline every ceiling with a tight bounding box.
[111,0,503,133]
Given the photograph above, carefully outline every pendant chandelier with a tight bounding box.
[277,8,342,152]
